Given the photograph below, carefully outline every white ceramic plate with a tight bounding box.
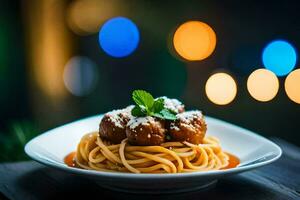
[25,115,282,193]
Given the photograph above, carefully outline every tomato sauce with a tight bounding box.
[222,152,240,169]
[64,152,76,167]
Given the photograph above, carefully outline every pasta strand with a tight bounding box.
[75,132,229,173]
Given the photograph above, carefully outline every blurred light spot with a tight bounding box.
[67,0,117,35]
[247,69,279,102]
[205,73,237,105]
[262,40,297,76]
[285,69,300,104]
[25,0,71,99]
[99,17,139,57]
[173,21,216,61]
[63,56,98,96]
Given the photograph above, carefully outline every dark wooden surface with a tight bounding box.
[0,138,300,200]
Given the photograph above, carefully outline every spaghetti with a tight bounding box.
[74,131,230,173]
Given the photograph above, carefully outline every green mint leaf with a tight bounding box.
[152,98,164,113]
[132,90,154,110]
[131,105,146,117]
[159,109,177,120]
[131,90,177,120]
[152,112,164,119]
[164,106,177,115]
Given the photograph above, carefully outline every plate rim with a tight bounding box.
[25,115,282,179]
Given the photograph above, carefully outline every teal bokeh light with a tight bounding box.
[99,17,140,58]
[262,40,297,76]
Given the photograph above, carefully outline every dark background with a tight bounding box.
[0,0,299,162]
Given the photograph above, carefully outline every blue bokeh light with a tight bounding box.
[99,17,140,58]
[262,40,297,76]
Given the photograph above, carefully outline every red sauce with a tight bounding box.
[222,152,240,169]
[64,152,76,167]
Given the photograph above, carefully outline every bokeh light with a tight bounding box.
[63,56,98,96]
[99,17,140,58]
[67,0,118,36]
[173,21,216,61]
[247,69,279,102]
[26,0,72,98]
[285,69,300,104]
[262,40,297,76]
[205,73,237,105]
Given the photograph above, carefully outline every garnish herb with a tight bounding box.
[131,90,177,120]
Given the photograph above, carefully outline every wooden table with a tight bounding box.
[0,138,299,200]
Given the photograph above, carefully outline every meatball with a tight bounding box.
[157,96,185,113]
[169,111,207,144]
[126,116,167,146]
[99,106,133,144]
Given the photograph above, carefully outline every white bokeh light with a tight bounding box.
[63,56,98,96]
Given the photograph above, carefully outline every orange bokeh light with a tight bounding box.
[285,69,300,104]
[67,0,118,35]
[205,73,237,105]
[247,69,279,102]
[173,21,216,61]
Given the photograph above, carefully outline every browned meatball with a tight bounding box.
[169,111,207,144]
[157,96,185,113]
[126,116,167,146]
[99,106,133,144]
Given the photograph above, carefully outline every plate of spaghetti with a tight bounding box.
[25,90,282,193]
